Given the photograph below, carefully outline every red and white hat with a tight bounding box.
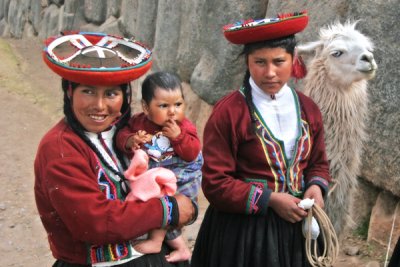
[223,11,308,45]
[43,32,152,86]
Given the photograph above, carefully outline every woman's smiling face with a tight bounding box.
[72,84,123,133]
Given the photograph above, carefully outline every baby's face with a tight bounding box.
[143,87,185,126]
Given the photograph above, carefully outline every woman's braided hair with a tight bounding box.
[61,79,131,178]
[240,35,297,131]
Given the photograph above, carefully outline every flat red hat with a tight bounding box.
[223,11,308,45]
[43,32,152,86]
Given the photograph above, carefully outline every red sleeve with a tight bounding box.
[116,115,139,157]
[170,118,201,162]
[201,94,261,214]
[298,93,331,194]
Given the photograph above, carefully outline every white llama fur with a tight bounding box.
[297,21,377,235]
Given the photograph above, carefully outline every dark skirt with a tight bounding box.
[389,237,400,267]
[52,243,189,267]
[191,205,311,267]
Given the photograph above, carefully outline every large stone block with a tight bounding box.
[189,0,267,104]
[120,0,139,37]
[0,0,11,21]
[368,191,400,251]
[131,0,157,46]
[39,4,60,38]
[83,0,107,25]
[151,0,182,73]
[8,0,29,38]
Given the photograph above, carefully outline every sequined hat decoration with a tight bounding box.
[223,11,308,45]
[43,32,152,86]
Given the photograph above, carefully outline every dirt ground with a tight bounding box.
[0,37,391,267]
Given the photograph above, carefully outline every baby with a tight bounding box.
[117,71,203,262]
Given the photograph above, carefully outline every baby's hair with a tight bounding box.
[141,71,183,104]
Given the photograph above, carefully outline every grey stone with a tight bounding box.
[151,0,182,73]
[28,0,42,34]
[343,245,360,256]
[368,192,400,249]
[190,0,268,103]
[50,0,64,7]
[0,0,11,21]
[8,0,30,38]
[83,0,107,25]
[131,0,157,47]
[106,0,121,18]
[0,18,10,37]
[39,4,59,38]
[22,21,35,38]
[62,0,85,32]
[98,16,122,36]
[119,0,139,38]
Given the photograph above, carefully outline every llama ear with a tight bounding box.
[296,41,324,56]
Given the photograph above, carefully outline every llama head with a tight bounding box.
[297,21,377,86]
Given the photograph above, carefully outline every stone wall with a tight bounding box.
[1,0,399,247]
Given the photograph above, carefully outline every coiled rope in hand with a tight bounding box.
[305,204,339,267]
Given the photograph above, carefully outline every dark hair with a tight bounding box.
[61,79,131,177]
[240,34,297,59]
[141,71,183,104]
[240,35,297,131]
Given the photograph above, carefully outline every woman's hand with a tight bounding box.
[174,194,195,227]
[304,184,324,209]
[268,192,308,223]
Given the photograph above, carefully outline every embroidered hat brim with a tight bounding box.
[43,32,152,86]
[223,12,308,45]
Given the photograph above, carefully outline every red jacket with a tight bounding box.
[202,89,331,215]
[34,120,167,264]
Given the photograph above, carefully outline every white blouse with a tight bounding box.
[250,77,299,160]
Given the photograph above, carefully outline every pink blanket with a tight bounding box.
[124,149,177,201]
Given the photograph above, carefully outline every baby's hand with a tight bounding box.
[162,119,181,140]
[127,130,151,150]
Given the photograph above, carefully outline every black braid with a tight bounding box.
[61,79,131,179]
[242,70,258,133]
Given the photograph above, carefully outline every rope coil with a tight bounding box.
[305,204,340,267]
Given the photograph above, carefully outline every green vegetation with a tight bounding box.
[354,214,370,240]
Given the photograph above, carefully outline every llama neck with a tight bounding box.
[303,58,369,142]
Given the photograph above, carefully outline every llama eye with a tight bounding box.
[331,51,343,58]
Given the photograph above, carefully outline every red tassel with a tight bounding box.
[291,51,307,81]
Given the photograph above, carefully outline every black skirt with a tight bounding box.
[52,243,189,267]
[192,205,312,267]
[389,237,400,267]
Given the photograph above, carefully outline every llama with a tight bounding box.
[296,21,377,235]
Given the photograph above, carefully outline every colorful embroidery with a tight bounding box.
[245,178,268,214]
[242,87,312,196]
[160,196,173,227]
[87,154,134,264]
[89,242,131,264]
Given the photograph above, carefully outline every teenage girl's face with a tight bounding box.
[72,85,123,133]
[247,47,293,95]
[142,87,185,126]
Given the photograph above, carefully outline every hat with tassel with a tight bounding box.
[222,11,308,79]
